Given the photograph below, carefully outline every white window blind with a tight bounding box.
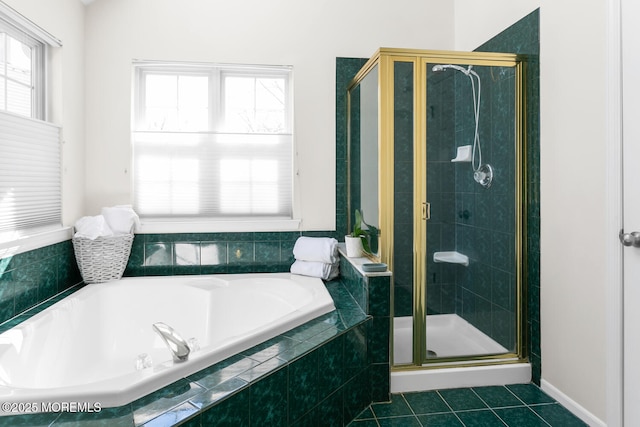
[0,112,61,235]
[133,62,293,221]
[0,3,61,243]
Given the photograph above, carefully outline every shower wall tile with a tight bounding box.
[475,8,540,383]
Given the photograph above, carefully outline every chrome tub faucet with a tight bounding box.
[152,322,190,363]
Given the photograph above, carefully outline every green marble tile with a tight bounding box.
[188,355,258,390]
[473,386,522,408]
[0,271,16,323]
[249,367,288,426]
[531,403,588,426]
[254,241,281,263]
[241,336,299,363]
[288,349,319,423]
[371,395,412,418]
[343,369,371,423]
[370,363,390,403]
[314,388,344,427]
[144,243,173,266]
[200,388,250,427]
[317,334,344,399]
[378,416,422,427]
[13,266,39,313]
[53,405,133,426]
[0,412,60,426]
[348,420,379,427]
[404,390,451,415]
[438,388,487,411]
[131,379,205,426]
[354,407,376,420]
[141,402,199,427]
[455,410,505,427]
[343,323,368,380]
[506,384,555,405]
[416,412,465,427]
[188,377,248,411]
[493,406,548,426]
[227,242,254,264]
[237,357,287,383]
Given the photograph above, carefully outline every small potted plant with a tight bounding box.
[345,209,369,257]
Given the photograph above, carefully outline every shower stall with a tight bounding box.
[347,48,530,391]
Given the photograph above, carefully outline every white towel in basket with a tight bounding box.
[74,215,113,240]
[101,205,140,234]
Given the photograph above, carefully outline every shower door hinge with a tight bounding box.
[422,202,431,220]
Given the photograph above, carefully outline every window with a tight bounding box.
[0,4,61,244]
[133,62,293,224]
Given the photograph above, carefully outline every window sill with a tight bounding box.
[0,226,73,259]
[137,219,301,234]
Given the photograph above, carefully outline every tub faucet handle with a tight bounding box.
[152,322,190,363]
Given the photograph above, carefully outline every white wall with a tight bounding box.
[3,0,85,227]
[455,1,608,423]
[82,0,454,230]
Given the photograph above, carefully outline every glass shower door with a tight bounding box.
[423,60,522,363]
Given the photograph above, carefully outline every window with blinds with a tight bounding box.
[0,4,61,243]
[132,62,293,222]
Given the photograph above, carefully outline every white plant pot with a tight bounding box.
[345,236,364,258]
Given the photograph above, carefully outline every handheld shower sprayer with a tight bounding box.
[431,64,476,77]
[432,63,492,188]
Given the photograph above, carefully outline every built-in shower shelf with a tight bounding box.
[451,145,472,162]
[433,251,469,266]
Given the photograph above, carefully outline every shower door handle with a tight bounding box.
[422,202,431,220]
[619,229,640,247]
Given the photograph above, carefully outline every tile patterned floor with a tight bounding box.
[348,384,587,427]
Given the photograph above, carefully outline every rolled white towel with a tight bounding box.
[101,205,140,235]
[74,215,114,240]
[292,236,339,264]
[290,260,339,281]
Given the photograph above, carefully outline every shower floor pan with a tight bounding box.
[393,314,508,363]
[391,314,531,392]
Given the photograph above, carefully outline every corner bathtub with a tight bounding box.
[0,273,335,413]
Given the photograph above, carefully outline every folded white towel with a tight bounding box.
[74,215,114,240]
[292,237,339,264]
[101,205,139,235]
[290,260,339,281]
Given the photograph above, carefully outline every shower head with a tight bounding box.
[431,64,477,77]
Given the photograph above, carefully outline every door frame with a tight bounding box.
[605,0,623,425]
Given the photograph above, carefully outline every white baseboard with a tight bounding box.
[540,380,606,427]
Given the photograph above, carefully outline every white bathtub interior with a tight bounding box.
[392,314,531,392]
[0,273,336,411]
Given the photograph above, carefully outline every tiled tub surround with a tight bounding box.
[0,251,391,426]
[0,273,335,409]
[0,240,82,325]
[124,232,341,277]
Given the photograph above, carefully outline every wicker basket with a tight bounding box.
[72,234,134,284]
